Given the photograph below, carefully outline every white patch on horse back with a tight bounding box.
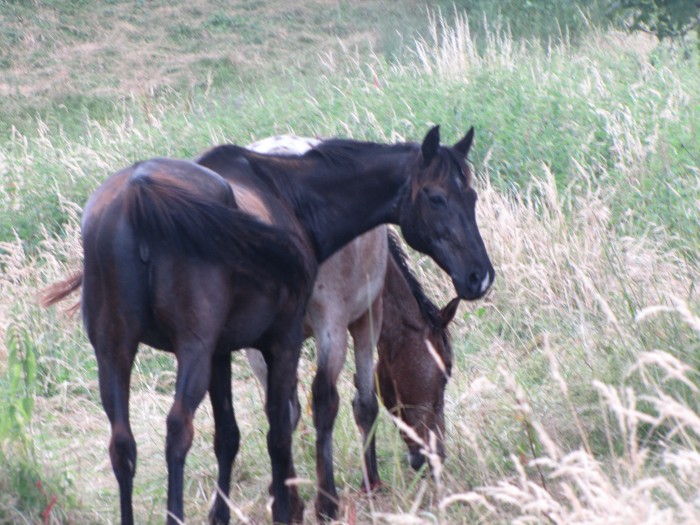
[236,136,321,225]
[234,185,273,224]
[247,135,320,155]
[480,272,491,294]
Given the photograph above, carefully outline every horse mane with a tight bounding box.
[198,138,414,187]
[198,142,412,261]
[197,144,314,203]
[311,138,469,190]
[310,139,416,168]
[386,231,442,331]
[197,144,330,255]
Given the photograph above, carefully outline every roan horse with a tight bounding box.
[43,126,494,524]
[243,135,459,489]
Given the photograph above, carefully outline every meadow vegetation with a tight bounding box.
[1,0,699,523]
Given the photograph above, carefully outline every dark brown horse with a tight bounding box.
[43,126,493,524]
[377,233,459,471]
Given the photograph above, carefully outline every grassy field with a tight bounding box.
[1,0,699,523]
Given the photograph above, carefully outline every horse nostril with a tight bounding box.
[408,452,426,471]
[466,269,491,297]
[468,272,481,288]
[455,268,491,300]
[480,271,492,294]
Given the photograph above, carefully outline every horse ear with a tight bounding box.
[440,297,461,328]
[453,126,475,157]
[421,125,441,167]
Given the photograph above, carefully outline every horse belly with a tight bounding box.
[218,284,288,351]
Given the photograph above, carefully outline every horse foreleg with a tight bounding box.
[208,352,239,525]
[166,342,213,525]
[265,338,304,524]
[311,325,348,521]
[349,294,383,491]
[95,338,138,525]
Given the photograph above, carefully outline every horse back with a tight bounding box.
[197,145,314,256]
[80,158,312,352]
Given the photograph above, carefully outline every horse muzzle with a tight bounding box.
[408,439,446,472]
[408,450,426,471]
[453,267,494,300]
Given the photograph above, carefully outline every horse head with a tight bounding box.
[378,296,460,471]
[399,126,494,300]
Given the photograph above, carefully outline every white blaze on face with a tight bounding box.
[480,272,491,294]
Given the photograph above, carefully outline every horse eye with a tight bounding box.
[425,189,448,208]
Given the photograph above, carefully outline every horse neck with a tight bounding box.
[377,251,427,364]
[385,233,442,334]
[292,146,415,262]
[383,252,423,325]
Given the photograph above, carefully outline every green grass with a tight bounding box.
[2,0,700,523]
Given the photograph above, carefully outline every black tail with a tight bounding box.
[125,173,309,292]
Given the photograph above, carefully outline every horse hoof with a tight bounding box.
[208,505,230,525]
[292,498,305,524]
[315,497,338,522]
[360,479,384,493]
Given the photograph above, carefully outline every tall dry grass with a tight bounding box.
[371,155,695,524]
[382,13,698,525]
[5,144,696,523]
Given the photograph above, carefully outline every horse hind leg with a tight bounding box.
[92,333,139,525]
[310,324,348,521]
[349,294,383,491]
[166,339,215,525]
[208,352,240,525]
[264,335,305,524]
[245,348,302,430]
